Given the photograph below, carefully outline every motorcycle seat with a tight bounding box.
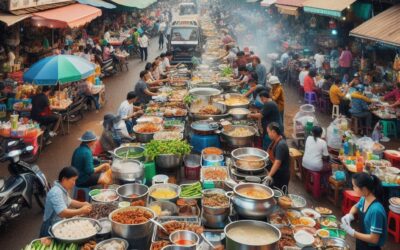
[0,178,4,191]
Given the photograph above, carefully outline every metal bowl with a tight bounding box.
[149,183,181,202]
[231,147,269,170]
[221,126,257,147]
[90,189,120,203]
[113,146,145,161]
[225,220,281,250]
[229,108,250,120]
[109,206,155,240]
[95,238,129,250]
[133,123,162,143]
[116,183,149,204]
[49,218,101,244]
[202,188,230,215]
[155,154,183,169]
[147,200,179,217]
[169,230,200,249]
[111,159,145,184]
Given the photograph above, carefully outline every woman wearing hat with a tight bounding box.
[269,76,285,126]
[71,131,112,187]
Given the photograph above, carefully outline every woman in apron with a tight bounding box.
[263,122,290,191]
[40,167,92,237]
[341,173,387,250]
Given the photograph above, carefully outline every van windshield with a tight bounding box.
[171,28,198,42]
[180,5,196,15]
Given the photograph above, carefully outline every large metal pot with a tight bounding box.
[189,87,222,103]
[224,220,281,250]
[190,120,219,135]
[116,183,149,204]
[227,183,276,219]
[221,126,257,147]
[155,154,183,169]
[109,206,155,241]
[133,123,162,143]
[231,147,269,173]
[111,159,145,184]
[149,183,181,202]
[113,146,145,162]
[215,93,250,110]
[229,108,250,120]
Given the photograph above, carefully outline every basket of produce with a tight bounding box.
[49,218,101,244]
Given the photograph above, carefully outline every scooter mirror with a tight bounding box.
[7,141,18,147]
[25,146,34,152]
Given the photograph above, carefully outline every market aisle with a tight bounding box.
[0,37,163,250]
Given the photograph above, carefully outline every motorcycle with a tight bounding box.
[0,141,50,227]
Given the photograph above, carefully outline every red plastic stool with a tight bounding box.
[303,167,330,199]
[342,190,361,215]
[388,210,400,243]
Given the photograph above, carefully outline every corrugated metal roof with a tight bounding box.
[275,0,305,7]
[303,0,355,11]
[350,5,400,47]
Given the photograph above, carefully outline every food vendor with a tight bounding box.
[117,91,143,134]
[99,114,132,153]
[248,91,282,149]
[31,86,62,138]
[235,66,249,89]
[134,70,158,104]
[263,122,290,190]
[350,84,373,131]
[341,173,387,250]
[382,82,400,108]
[251,56,267,87]
[303,69,317,93]
[71,131,112,187]
[269,76,285,124]
[39,166,92,237]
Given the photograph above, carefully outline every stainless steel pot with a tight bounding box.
[134,131,156,143]
[231,147,269,172]
[111,159,145,184]
[149,183,181,202]
[229,108,250,120]
[190,120,219,135]
[95,238,128,250]
[221,126,257,147]
[202,188,230,215]
[224,220,281,250]
[117,183,149,204]
[169,230,199,250]
[155,154,183,169]
[227,183,276,219]
[109,206,155,240]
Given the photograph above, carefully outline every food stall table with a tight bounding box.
[51,99,73,135]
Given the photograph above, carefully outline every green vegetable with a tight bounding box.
[181,182,202,197]
[221,66,233,77]
[184,94,194,105]
[144,140,192,160]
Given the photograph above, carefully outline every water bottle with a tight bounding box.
[343,141,349,155]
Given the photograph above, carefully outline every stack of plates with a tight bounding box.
[389,197,400,214]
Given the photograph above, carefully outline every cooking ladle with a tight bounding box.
[149,218,169,235]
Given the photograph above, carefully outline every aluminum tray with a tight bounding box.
[200,166,228,189]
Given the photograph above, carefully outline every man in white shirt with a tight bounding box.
[314,50,325,72]
[298,64,310,87]
[138,33,149,62]
[159,21,166,33]
[117,91,143,134]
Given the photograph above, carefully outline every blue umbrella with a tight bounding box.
[23,55,95,85]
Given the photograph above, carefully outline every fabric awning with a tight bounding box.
[32,3,101,28]
[275,0,305,7]
[260,0,277,7]
[77,0,116,9]
[303,0,356,18]
[350,5,400,47]
[276,4,299,16]
[0,12,31,26]
[109,0,157,9]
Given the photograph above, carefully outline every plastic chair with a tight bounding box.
[342,190,361,215]
[303,167,330,199]
[304,92,318,105]
[351,116,368,135]
[380,120,397,138]
[332,105,340,119]
[388,210,400,243]
[73,186,91,202]
[328,176,345,207]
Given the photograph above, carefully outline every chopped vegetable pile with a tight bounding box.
[180,182,202,198]
[144,140,191,160]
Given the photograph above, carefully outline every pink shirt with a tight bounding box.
[339,50,353,68]
[384,88,400,101]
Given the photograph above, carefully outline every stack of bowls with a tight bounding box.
[202,189,230,228]
[389,197,400,214]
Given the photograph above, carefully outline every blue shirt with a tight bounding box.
[356,197,387,247]
[255,64,267,86]
[349,95,369,114]
[43,182,71,222]
[71,144,94,186]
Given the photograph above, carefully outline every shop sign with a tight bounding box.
[0,0,71,11]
